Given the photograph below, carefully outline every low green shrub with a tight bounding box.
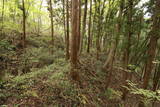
[124,80,160,105]
[104,88,122,100]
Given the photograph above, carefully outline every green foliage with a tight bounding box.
[127,64,141,74]
[104,88,122,100]
[38,53,54,65]
[0,105,8,107]
[11,64,53,87]
[27,36,50,48]
[49,59,70,81]
[0,40,15,55]
[23,90,39,97]
[124,81,160,105]
[0,0,158,106]
[0,40,16,81]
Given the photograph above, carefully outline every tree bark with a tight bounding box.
[96,0,106,59]
[49,0,54,46]
[95,0,101,59]
[143,0,160,89]
[37,0,43,36]
[87,0,92,53]
[66,0,70,60]
[122,0,133,100]
[62,0,66,41]
[80,0,88,53]
[137,13,143,45]
[22,0,26,48]
[62,0,68,59]
[77,0,81,53]
[71,0,79,66]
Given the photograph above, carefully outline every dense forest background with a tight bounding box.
[0,0,160,106]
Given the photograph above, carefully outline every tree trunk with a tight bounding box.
[62,0,67,59]
[22,0,26,49]
[37,0,43,36]
[95,0,101,60]
[66,0,70,60]
[87,0,92,53]
[122,0,133,100]
[143,0,160,89]
[77,0,81,53]
[137,13,143,45]
[0,0,5,80]
[49,0,54,46]
[143,37,158,89]
[62,0,66,41]
[96,0,106,59]
[80,0,88,53]
[71,0,79,66]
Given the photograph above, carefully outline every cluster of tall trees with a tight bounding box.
[1,0,160,105]
[62,0,160,103]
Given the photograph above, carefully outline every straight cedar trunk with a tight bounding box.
[95,0,101,59]
[62,0,66,38]
[37,0,43,36]
[91,0,99,49]
[99,0,106,51]
[90,10,96,48]
[66,0,70,60]
[22,0,26,48]
[143,0,160,89]
[71,0,79,66]
[97,3,101,60]
[0,0,5,80]
[137,13,143,45]
[87,0,92,53]
[96,0,106,59]
[77,0,81,53]
[62,0,67,59]
[80,0,88,53]
[122,0,133,100]
[70,0,81,83]
[49,0,54,46]
[143,37,158,88]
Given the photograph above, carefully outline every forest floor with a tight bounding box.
[0,34,160,107]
